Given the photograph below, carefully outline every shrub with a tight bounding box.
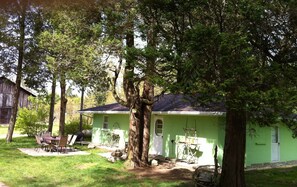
[15,97,49,137]
[65,118,92,135]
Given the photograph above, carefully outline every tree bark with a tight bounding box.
[59,74,67,136]
[219,108,247,187]
[79,86,85,132]
[48,73,56,133]
[127,98,142,167]
[141,80,154,164]
[6,1,27,142]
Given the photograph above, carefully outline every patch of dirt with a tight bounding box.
[129,160,195,184]
[129,167,194,181]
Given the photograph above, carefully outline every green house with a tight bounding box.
[80,94,297,167]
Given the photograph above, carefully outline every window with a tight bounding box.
[5,94,12,107]
[0,94,2,107]
[103,116,109,129]
[272,126,279,143]
[155,119,163,136]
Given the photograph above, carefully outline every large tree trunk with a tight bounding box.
[6,1,27,142]
[59,75,67,136]
[127,99,142,167]
[48,73,56,133]
[219,109,247,187]
[141,80,154,164]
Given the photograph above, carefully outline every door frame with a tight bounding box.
[152,117,164,155]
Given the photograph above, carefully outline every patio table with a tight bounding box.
[43,136,60,144]
[43,137,61,152]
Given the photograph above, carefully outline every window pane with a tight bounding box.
[103,116,108,129]
[272,127,278,143]
[155,119,163,136]
[5,94,12,107]
[0,94,2,107]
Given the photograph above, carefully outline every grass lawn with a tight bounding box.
[0,136,191,187]
[0,125,22,135]
[0,126,9,134]
[1,134,297,186]
[246,167,297,187]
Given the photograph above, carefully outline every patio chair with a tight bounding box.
[41,132,52,144]
[35,135,49,151]
[67,135,77,151]
[54,136,68,153]
[67,134,73,144]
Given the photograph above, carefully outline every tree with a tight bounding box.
[39,1,107,135]
[0,0,50,142]
[103,1,162,167]
[144,0,297,186]
[1,0,31,142]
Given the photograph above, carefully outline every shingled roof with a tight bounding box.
[80,94,225,116]
[0,76,36,96]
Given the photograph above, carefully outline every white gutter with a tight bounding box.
[152,111,225,116]
[78,111,129,114]
[79,110,225,116]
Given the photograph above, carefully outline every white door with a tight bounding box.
[152,119,163,155]
[271,126,280,162]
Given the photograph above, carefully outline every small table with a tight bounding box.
[43,137,61,152]
[43,136,60,144]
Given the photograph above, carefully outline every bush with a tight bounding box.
[15,97,49,137]
[65,118,92,135]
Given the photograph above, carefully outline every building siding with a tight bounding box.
[0,77,34,124]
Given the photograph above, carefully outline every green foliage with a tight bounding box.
[15,97,49,137]
[65,118,92,135]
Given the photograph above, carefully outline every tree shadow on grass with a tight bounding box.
[89,167,194,187]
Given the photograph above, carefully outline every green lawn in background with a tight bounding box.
[0,125,22,135]
[0,126,8,134]
[0,137,191,187]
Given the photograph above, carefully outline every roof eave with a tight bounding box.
[152,111,225,116]
[78,111,129,114]
[79,110,225,116]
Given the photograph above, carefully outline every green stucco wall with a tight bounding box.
[280,127,297,161]
[245,125,271,166]
[156,115,224,165]
[92,113,225,166]
[92,114,129,145]
[91,113,297,167]
[245,124,297,166]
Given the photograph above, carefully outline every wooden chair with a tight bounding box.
[35,135,49,151]
[41,132,51,144]
[54,136,68,153]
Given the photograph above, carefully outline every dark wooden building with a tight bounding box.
[0,77,35,124]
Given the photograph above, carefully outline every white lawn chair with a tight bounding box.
[67,134,73,144]
[68,135,77,151]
